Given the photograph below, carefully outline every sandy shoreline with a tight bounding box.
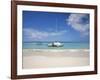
[22,49,89,69]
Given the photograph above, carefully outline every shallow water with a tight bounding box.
[23,42,89,49]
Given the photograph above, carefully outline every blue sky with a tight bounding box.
[23,11,90,42]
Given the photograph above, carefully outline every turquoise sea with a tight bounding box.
[23,42,89,49]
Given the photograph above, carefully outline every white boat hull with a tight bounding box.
[48,42,63,47]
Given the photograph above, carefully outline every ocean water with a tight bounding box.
[23,42,89,49]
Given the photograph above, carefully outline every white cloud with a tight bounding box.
[23,28,67,41]
[66,13,89,35]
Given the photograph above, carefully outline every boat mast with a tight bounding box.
[55,17,58,42]
[56,18,57,33]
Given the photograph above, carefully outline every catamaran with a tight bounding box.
[48,41,63,47]
[48,18,63,47]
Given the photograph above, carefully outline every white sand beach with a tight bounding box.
[22,49,89,69]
